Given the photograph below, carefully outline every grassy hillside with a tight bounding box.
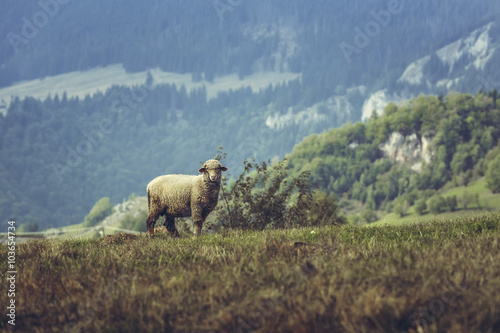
[1,213,499,332]
[370,177,500,226]
[441,178,500,209]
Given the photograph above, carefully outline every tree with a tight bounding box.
[446,195,458,212]
[145,71,154,87]
[414,198,427,215]
[308,191,345,225]
[393,198,409,217]
[456,170,473,187]
[458,191,472,209]
[360,209,378,223]
[365,185,376,210]
[348,214,361,225]
[472,193,480,209]
[17,221,39,232]
[428,195,446,215]
[486,154,500,193]
[491,88,498,108]
[83,197,113,227]
[451,152,468,177]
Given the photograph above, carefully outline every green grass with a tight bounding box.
[371,177,500,226]
[371,209,492,226]
[441,178,500,210]
[1,213,500,332]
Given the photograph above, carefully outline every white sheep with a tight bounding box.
[146,159,228,237]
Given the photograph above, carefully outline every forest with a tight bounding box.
[2,0,500,104]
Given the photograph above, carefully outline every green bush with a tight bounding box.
[446,195,458,212]
[360,209,378,223]
[347,214,361,225]
[17,221,39,232]
[393,198,409,217]
[486,154,500,193]
[82,197,113,227]
[119,210,148,232]
[428,195,446,215]
[414,198,427,215]
[215,157,346,230]
[307,190,345,225]
[459,191,472,209]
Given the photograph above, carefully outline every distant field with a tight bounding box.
[1,213,499,332]
[371,177,500,226]
[0,63,300,112]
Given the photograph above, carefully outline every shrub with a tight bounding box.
[308,190,345,225]
[215,157,346,230]
[459,191,472,209]
[347,214,361,225]
[360,209,378,223]
[119,210,148,232]
[17,221,39,232]
[446,195,458,212]
[428,195,446,215]
[456,170,473,187]
[472,193,480,209]
[82,197,113,227]
[486,154,500,193]
[414,198,427,215]
[393,198,409,217]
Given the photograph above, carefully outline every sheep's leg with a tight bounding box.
[164,215,179,237]
[193,209,210,236]
[146,211,159,238]
[193,220,203,236]
[192,205,205,236]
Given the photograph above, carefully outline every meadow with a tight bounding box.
[1,212,500,332]
[371,177,500,226]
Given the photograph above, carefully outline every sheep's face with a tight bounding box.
[199,159,228,183]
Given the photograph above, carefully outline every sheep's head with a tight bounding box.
[199,159,228,183]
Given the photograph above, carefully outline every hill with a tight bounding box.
[369,177,500,226]
[285,91,500,223]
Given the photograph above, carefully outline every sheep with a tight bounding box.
[146,159,228,237]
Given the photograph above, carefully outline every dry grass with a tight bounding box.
[1,213,500,332]
[100,233,139,246]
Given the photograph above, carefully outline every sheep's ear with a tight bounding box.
[221,167,228,171]
[199,167,206,173]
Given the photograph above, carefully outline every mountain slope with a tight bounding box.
[285,91,500,221]
[2,1,500,112]
[360,21,500,119]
